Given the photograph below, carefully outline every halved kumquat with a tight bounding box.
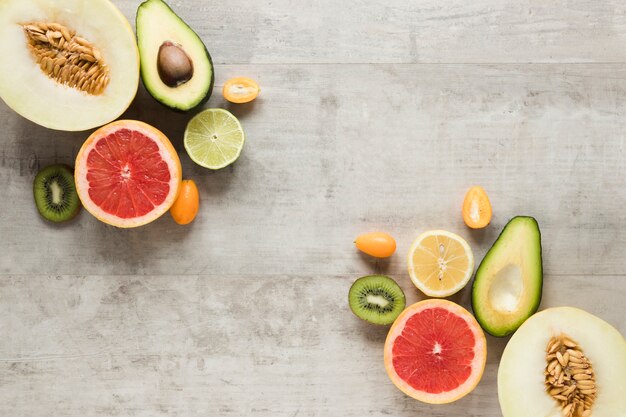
[223,77,260,103]
[462,186,492,229]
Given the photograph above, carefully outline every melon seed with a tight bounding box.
[22,21,109,95]
[157,41,193,87]
[545,335,596,417]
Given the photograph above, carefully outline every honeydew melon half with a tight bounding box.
[0,0,139,131]
[498,307,626,417]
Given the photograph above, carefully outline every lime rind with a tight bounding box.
[184,108,245,169]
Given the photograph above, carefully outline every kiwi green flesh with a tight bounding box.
[471,216,543,337]
[349,275,406,325]
[33,164,80,223]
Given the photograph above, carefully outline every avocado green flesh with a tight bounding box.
[136,0,214,111]
[472,216,543,337]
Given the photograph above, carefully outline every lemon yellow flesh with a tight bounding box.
[408,231,474,297]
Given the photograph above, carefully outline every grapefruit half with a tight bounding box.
[384,299,487,404]
[75,120,182,228]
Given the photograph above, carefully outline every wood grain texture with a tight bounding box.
[115,0,626,64]
[0,0,625,416]
[0,275,623,417]
[2,64,626,276]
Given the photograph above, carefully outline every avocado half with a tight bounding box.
[471,216,543,337]
[136,0,214,111]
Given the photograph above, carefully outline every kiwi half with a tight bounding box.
[33,164,81,223]
[348,275,406,325]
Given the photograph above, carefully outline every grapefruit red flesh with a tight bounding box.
[384,299,487,404]
[75,120,182,228]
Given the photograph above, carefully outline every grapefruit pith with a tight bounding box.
[75,120,182,228]
[384,299,487,404]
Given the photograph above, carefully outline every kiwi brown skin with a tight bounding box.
[33,164,81,223]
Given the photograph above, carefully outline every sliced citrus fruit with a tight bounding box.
[462,186,492,229]
[184,108,245,169]
[75,120,182,228]
[407,230,474,297]
[384,299,487,404]
[222,77,260,103]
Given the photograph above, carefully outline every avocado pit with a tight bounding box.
[157,41,193,87]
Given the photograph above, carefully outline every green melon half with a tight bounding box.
[499,307,626,417]
[0,0,139,131]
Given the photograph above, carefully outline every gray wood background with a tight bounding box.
[1,1,625,416]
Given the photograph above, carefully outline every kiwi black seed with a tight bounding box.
[33,164,81,223]
[348,275,406,325]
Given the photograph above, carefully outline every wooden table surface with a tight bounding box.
[1,1,625,416]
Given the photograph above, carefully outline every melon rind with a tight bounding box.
[498,307,626,417]
[0,0,139,131]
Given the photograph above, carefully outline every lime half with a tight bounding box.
[184,109,245,169]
